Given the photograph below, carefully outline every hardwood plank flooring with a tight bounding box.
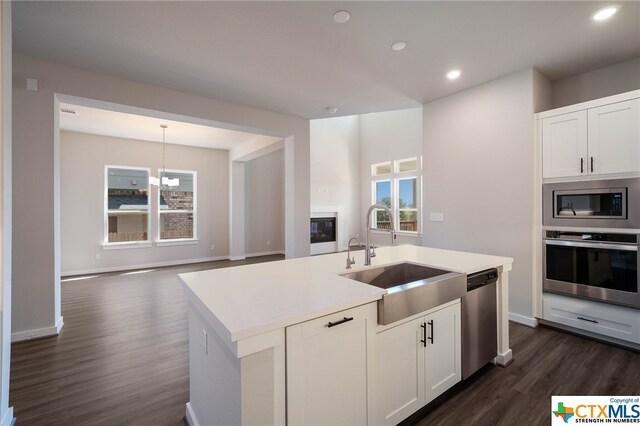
[9,255,283,426]
[10,256,639,425]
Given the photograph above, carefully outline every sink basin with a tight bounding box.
[341,262,466,325]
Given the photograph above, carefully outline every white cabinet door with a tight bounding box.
[425,302,461,403]
[368,317,426,426]
[588,99,640,176]
[286,304,371,426]
[368,301,462,425]
[542,110,588,178]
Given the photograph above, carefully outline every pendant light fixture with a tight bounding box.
[150,124,180,187]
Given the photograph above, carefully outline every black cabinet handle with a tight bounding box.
[590,157,594,173]
[577,316,598,324]
[428,320,434,344]
[327,317,354,328]
[580,158,584,173]
[420,322,426,347]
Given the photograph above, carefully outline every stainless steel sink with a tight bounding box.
[341,262,466,325]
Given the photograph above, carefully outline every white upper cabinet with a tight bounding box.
[542,110,588,178]
[587,99,640,176]
[540,92,640,180]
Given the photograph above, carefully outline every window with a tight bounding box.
[105,167,150,243]
[371,157,421,234]
[158,170,196,241]
[374,180,392,228]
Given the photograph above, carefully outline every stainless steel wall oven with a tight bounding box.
[543,178,640,229]
[543,230,640,308]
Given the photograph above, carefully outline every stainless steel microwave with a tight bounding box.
[543,178,640,229]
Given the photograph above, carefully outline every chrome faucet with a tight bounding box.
[345,237,362,269]
[365,203,396,266]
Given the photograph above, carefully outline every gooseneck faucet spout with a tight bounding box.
[345,237,362,269]
[365,203,396,266]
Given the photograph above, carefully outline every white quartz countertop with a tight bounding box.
[179,244,513,343]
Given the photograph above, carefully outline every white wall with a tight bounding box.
[245,149,284,256]
[359,107,423,247]
[0,1,12,424]
[552,57,640,108]
[12,54,310,339]
[310,116,361,249]
[60,131,229,274]
[423,68,550,324]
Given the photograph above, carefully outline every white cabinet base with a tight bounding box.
[542,293,640,349]
[286,303,375,426]
[368,300,462,426]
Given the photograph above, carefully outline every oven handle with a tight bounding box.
[544,239,638,251]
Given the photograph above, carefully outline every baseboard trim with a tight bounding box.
[185,402,199,426]
[509,312,538,328]
[12,316,64,343]
[245,250,285,258]
[0,407,14,426]
[62,256,229,277]
[228,256,246,261]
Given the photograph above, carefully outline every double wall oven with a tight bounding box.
[543,178,640,309]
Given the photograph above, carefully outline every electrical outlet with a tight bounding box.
[266,240,271,246]
[429,212,444,222]
[202,329,208,355]
[210,244,215,251]
[95,253,101,260]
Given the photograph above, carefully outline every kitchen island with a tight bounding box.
[179,244,513,426]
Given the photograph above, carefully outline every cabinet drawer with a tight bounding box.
[543,293,640,344]
[296,303,374,339]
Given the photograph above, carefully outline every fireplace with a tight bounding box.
[310,217,336,244]
[310,211,339,255]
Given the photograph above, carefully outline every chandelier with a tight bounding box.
[150,124,179,187]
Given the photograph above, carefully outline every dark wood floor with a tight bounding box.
[9,255,283,426]
[10,256,639,425]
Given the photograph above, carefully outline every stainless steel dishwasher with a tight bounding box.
[461,268,498,379]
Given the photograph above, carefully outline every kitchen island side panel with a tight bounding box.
[188,306,284,426]
[189,307,241,425]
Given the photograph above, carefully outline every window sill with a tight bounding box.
[102,241,152,250]
[155,238,199,247]
[395,231,422,238]
[369,229,422,238]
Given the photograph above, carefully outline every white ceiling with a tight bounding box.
[59,103,281,149]
[13,1,640,119]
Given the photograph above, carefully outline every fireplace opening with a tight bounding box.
[310,217,336,244]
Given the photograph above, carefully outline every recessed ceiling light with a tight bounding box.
[326,107,338,114]
[333,10,350,23]
[391,41,407,51]
[591,5,620,21]
[446,69,461,80]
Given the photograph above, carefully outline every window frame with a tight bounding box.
[156,168,198,245]
[371,178,393,229]
[103,165,152,248]
[371,157,421,236]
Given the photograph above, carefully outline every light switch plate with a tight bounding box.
[429,212,444,222]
